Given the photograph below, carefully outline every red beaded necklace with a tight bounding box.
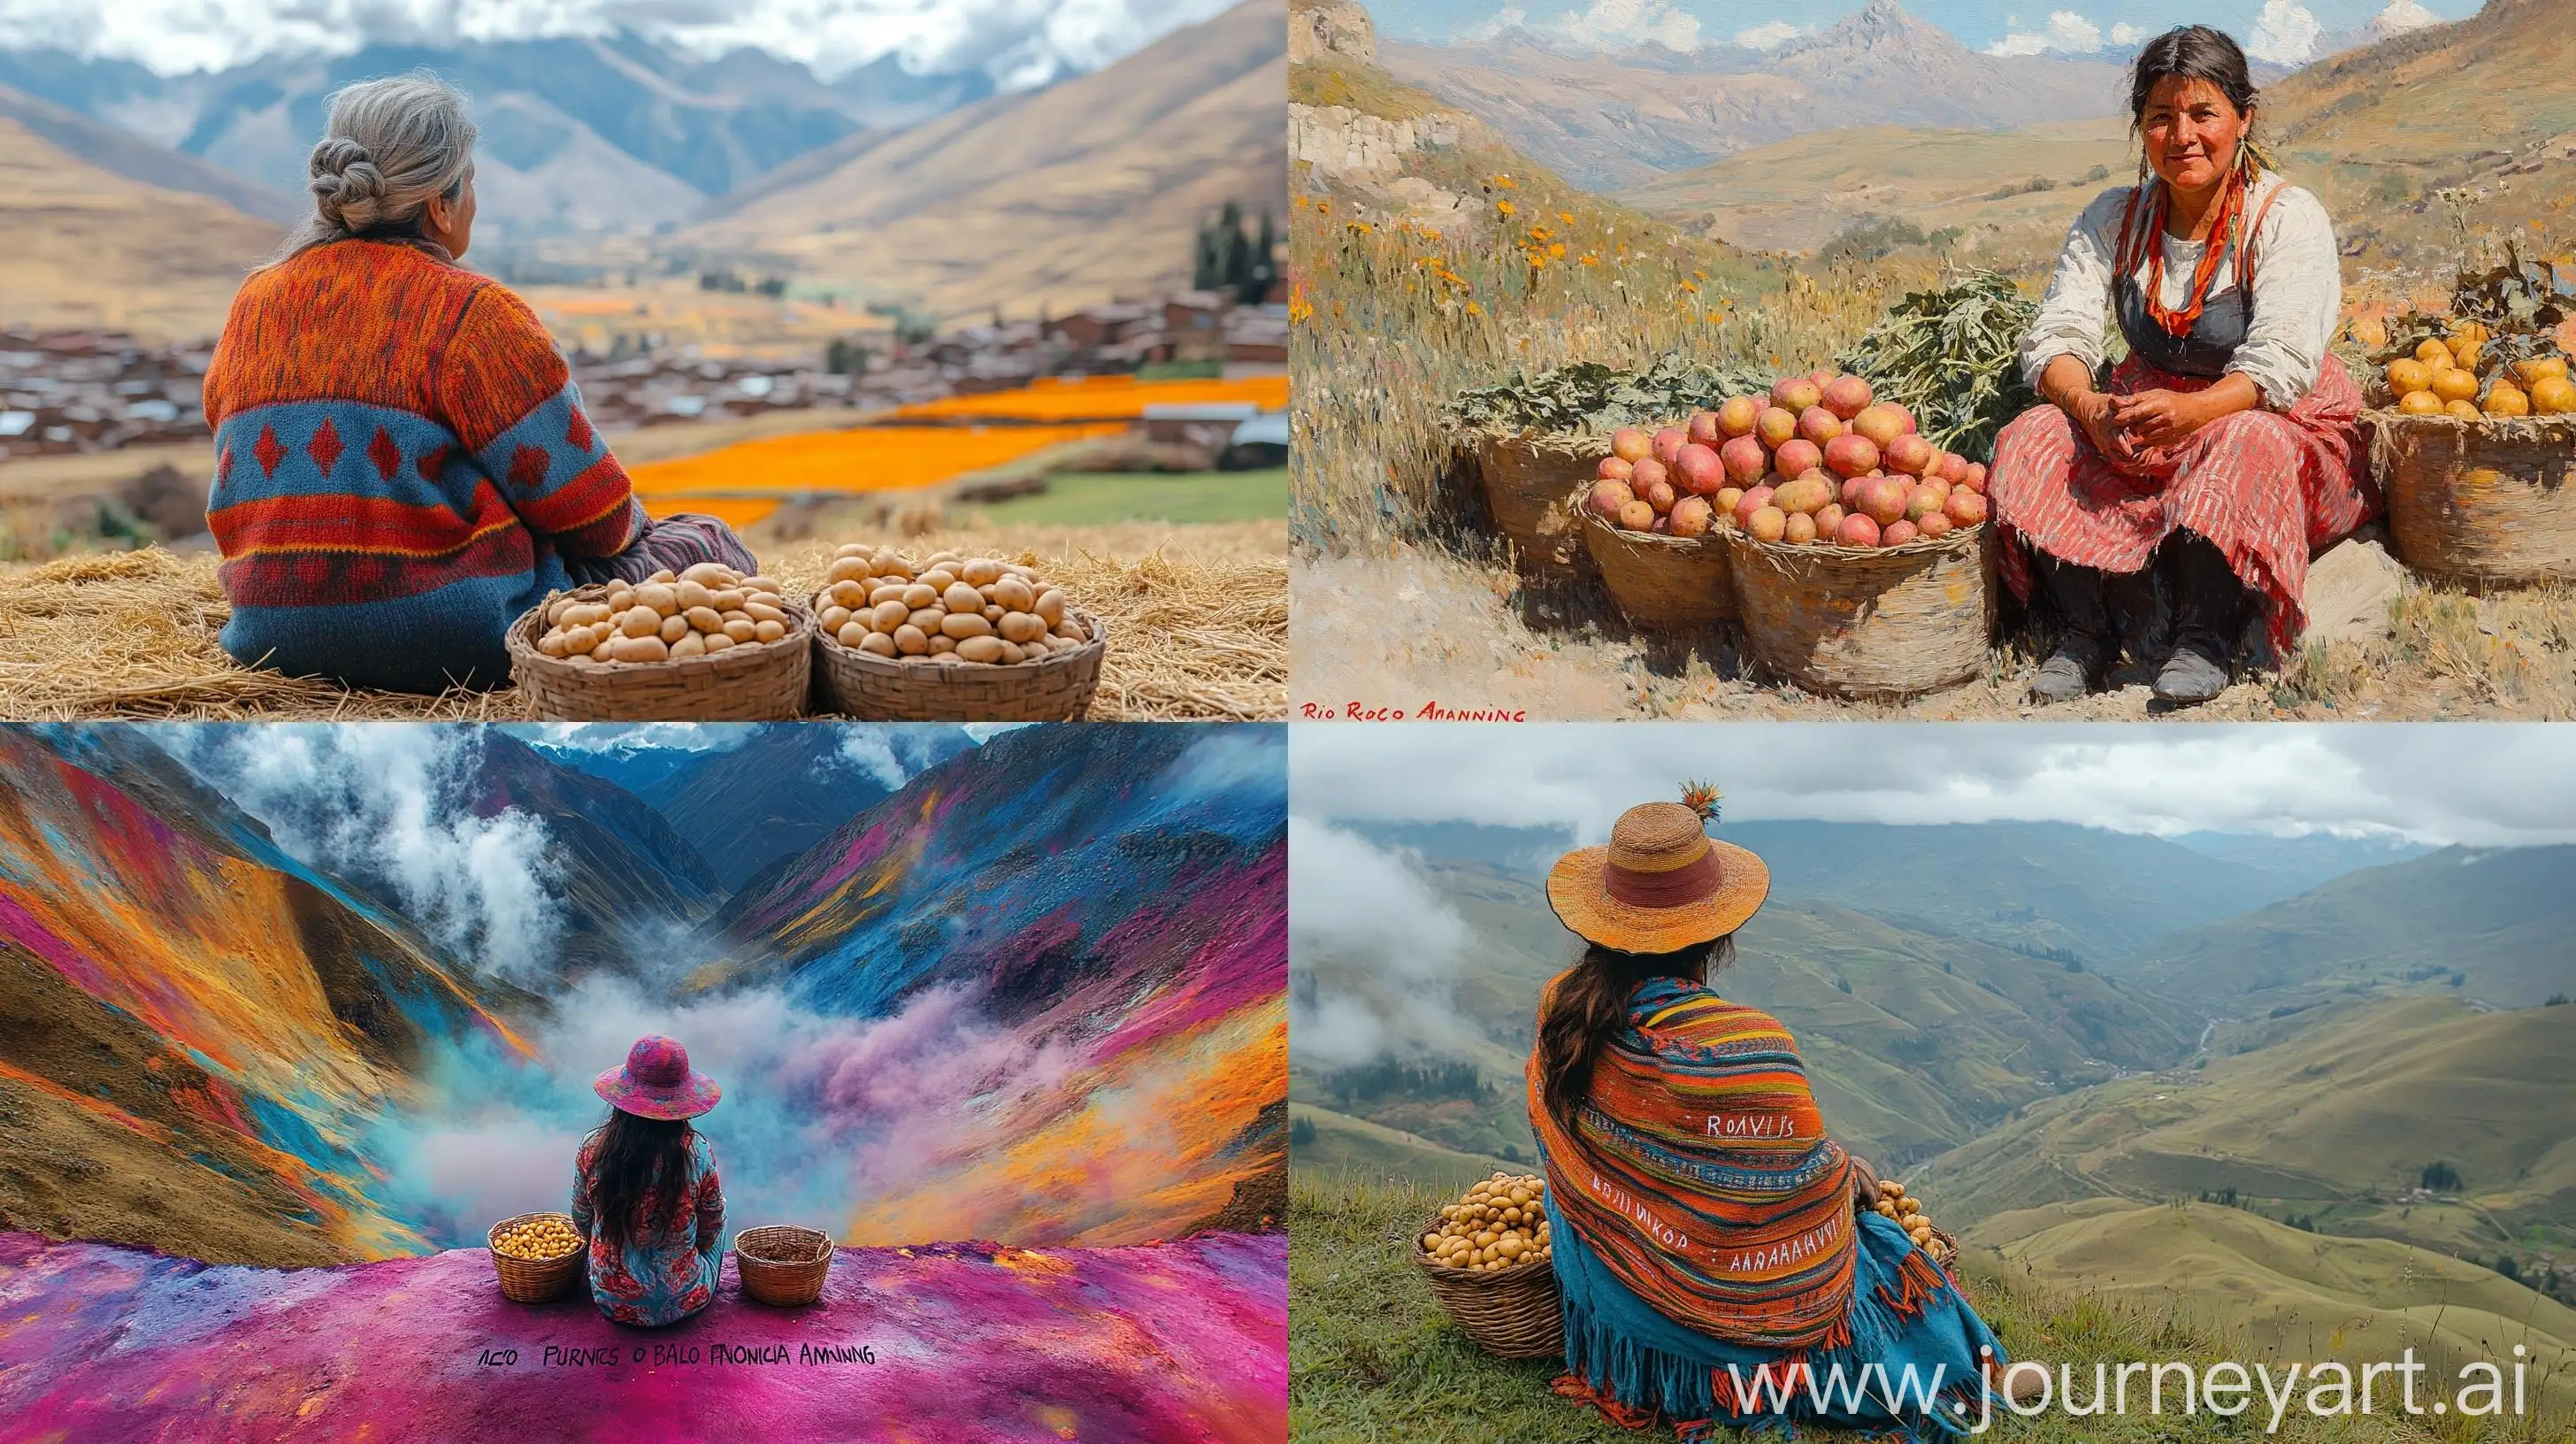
[2118,166,2250,338]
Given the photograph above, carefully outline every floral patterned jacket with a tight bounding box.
[571,1131,724,1326]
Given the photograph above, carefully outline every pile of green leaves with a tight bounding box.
[1447,354,1775,435]
[1835,270,2038,462]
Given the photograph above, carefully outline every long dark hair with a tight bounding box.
[1536,934,1735,1137]
[2127,26,2268,181]
[586,1108,695,1250]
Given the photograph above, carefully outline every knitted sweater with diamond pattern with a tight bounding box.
[203,239,644,693]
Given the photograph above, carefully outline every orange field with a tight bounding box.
[627,423,1125,527]
[624,375,1290,526]
[891,373,1289,422]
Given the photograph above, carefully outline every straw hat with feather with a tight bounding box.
[1546,789,1768,952]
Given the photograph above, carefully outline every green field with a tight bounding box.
[963,469,1286,526]
[1291,1174,2567,1441]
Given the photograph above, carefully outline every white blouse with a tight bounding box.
[2020,174,2342,409]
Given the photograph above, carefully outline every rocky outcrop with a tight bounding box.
[1290,103,1463,180]
[1291,0,1379,65]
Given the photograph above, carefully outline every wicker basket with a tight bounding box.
[734,1225,833,1307]
[810,609,1106,721]
[1573,489,1738,626]
[506,583,814,721]
[1410,1212,1564,1360]
[487,1212,584,1304]
[1476,430,1606,577]
[1722,524,1996,699]
[2369,410,2576,588]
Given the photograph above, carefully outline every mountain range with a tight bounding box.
[0,721,1286,1268]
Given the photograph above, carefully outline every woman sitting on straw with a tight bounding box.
[1528,793,2023,1438]
[574,1035,727,1327]
[201,73,754,694]
[1989,26,2373,706]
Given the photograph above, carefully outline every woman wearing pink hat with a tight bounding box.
[572,1034,726,1327]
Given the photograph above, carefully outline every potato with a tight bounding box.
[743,601,787,626]
[613,634,668,663]
[919,569,957,593]
[670,632,707,659]
[564,603,610,628]
[634,583,678,615]
[646,569,677,585]
[893,623,931,656]
[827,557,872,586]
[962,557,1003,587]
[1054,619,1086,643]
[891,582,932,610]
[909,605,947,633]
[754,619,786,643]
[940,611,993,640]
[1033,589,1066,626]
[819,604,853,634]
[619,607,661,639]
[673,580,715,611]
[606,588,635,613]
[870,600,911,632]
[938,582,980,614]
[723,618,757,644]
[997,641,1026,664]
[681,561,737,585]
[686,606,725,634]
[833,542,873,561]
[980,603,1004,624]
[827,580,870,611]
[560,624,596,655]
[924,550,963,569]
[993,576,1035,611]
[954,635,1007,664]
[927,634,957,655]
[868,583,908,607]
[870,555,913,581]
[995,611,1041,643]
[701,631,734,653]
[589,636,616,663]
[838,621,869,648]
[546,598,576,626]
[538,630,569,658]
[709,589,746,612]
[1019,636,1051,660]
[658,613,690,644]
[858,631,899,657]
[739,575,782,596]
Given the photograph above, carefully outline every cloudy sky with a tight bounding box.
[0,0,1241,84]
[1291,724,2576,849]
[1373,0,2471,65]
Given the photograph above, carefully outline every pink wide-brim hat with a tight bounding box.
[594,1034,722,1121]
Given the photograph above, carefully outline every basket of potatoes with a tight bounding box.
[1411,1171,1563,1360]
[1869,1180,1955,1267]
[506,564,814,722]
[489,1211,585,1303]
[808,542,1108,722]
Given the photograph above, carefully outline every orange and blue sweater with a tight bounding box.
[203,240,645,692]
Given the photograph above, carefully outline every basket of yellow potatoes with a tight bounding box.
[507,564,816,721]
[1411,1171,1562,1360]
[2369,326,2576,588]
[1869,1180,1956,1267]
[488,1211,586,1303]
[808,542,1107,721]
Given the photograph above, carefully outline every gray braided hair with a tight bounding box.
[267,72,477,264]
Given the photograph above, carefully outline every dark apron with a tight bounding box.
[2113,182,2280,379]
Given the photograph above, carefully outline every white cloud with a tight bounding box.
[1289,725,2576,849]
[1287,817,1477,1067]
[2248,0,2324,64]
[1734,19,1803,50]
[2110,20,2148,43]
[1473,0,1699,53]
[1986,8,2109,55]
[2365,0,2441,37]
[0,0,1233,85]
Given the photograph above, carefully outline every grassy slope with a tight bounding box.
[1292,1175,2569,1441]
[967,469,1287,527]
[1916,996,2576,1256]
[1291,1102,1520,1194]
[2111,846,2576,1013]
[1979,1197,2576,1409]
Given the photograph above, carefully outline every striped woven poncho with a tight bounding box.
[1526,973,1860,1351]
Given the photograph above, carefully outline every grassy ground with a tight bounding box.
[1292,1174,2572,1442]
[968,469,1288,527]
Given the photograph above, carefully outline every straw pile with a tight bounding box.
[0,521,1284,721]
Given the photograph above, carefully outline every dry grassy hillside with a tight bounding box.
[0,116,279,342]
[689,0,1285,320]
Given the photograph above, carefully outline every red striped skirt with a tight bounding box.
[1988,354,2376,655]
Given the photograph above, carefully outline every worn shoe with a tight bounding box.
[2153,642,2230,703]
[2029,637,2102,703]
